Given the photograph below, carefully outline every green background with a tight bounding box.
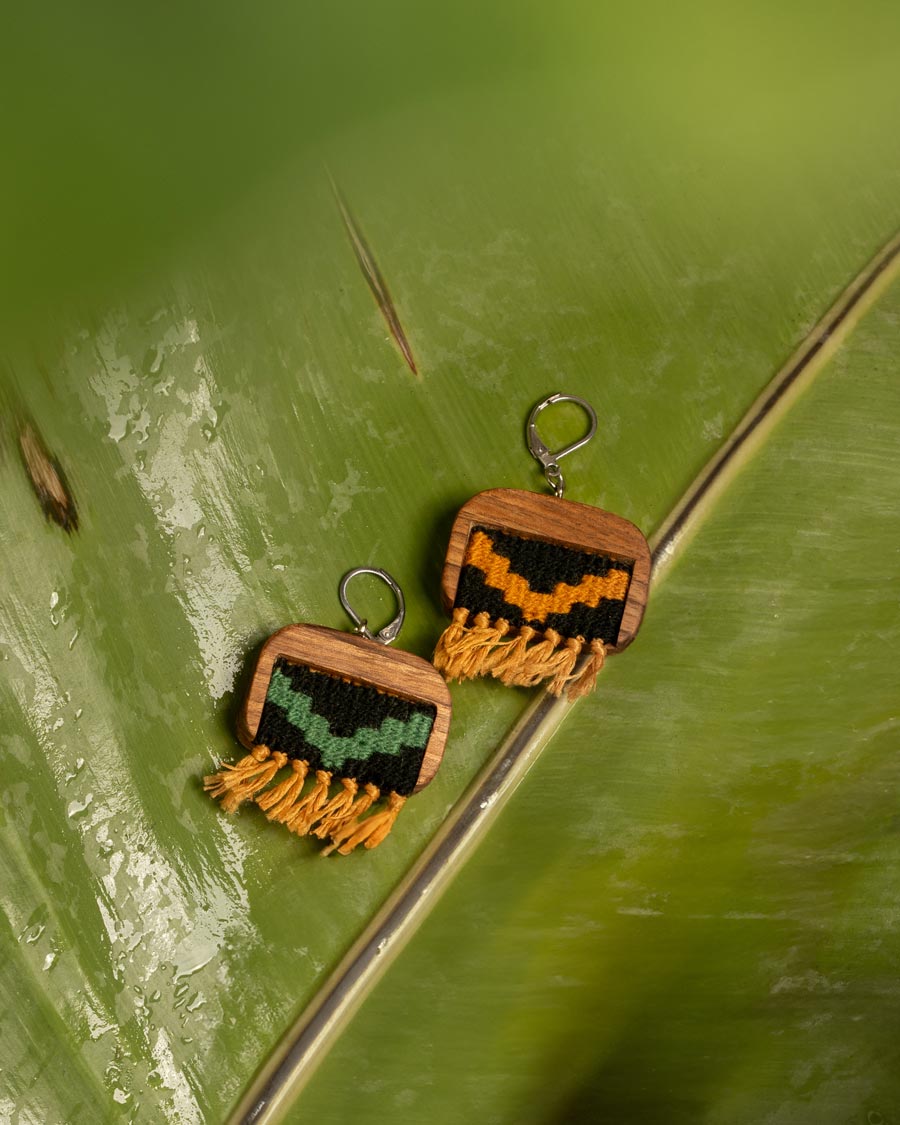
[1,2,899,1121]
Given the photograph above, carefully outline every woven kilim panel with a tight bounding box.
[455,525,634,644]
[254,658,436,797]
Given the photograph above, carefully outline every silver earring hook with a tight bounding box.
[338,567,406,645]
[526,392,598,498]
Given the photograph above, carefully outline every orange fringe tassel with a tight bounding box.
[256,759,309,822]
[203,746,287,813]
[206,755,409,855]
[564,638,607,700]
[284,769,332,835]
[432,607,470,673]
[434,616,607,700]
[312,778,359,837]
[319,781,379,842]
[489,624,536,679]
[322,789,407,856]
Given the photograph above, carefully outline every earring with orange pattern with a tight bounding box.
[433,393,651,699]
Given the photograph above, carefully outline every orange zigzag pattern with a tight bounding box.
[464,530,630,619]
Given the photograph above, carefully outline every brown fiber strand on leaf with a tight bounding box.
[19,423,78,532]
[329,172,419,377]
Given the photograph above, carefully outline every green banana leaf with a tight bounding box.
[2,3,899,1122]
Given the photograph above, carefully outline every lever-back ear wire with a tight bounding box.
[338,566,406,645]
[526,392,598,498]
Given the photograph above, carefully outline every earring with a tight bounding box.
[205,567,451,855]
[433,393,651,700]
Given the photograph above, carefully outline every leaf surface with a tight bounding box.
[1,4,900,1122]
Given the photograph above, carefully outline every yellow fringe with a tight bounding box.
[489,624,536,679]
[203,746,287,813]
[457,612,511,678]
[478,617,514,672]
[434,615,606,699]
[207,754,410,856]
[322,789,407,856]
[432,607,470,675]
[256,759,309,823]
[319,783,379,848]
[284,769,332,835]
[565,638,607,700]
[499,627,562,687]
[434,610,516,682]
[548,636,583,695]
[311,777,359,838]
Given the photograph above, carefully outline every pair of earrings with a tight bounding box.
[204,394,650,855]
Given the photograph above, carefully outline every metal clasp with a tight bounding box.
[338,567,406,645]
[526,392,598,498]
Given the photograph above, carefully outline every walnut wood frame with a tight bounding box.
[236,624,452,792]
[440,488,651,653]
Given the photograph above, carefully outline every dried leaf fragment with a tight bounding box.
[19,423,79,532]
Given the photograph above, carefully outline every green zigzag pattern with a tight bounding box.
[265,667,433,769]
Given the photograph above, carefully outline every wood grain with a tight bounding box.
[236,624,452,792]
[440,488,651,653]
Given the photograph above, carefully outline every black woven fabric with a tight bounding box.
[455,525,634,644]
[253,659,435,797]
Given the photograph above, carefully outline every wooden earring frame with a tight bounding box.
[439,488,651,653]
[236,623,452,793]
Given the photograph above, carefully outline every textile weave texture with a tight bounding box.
[254,658,435,797]
[455,525,634,643]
